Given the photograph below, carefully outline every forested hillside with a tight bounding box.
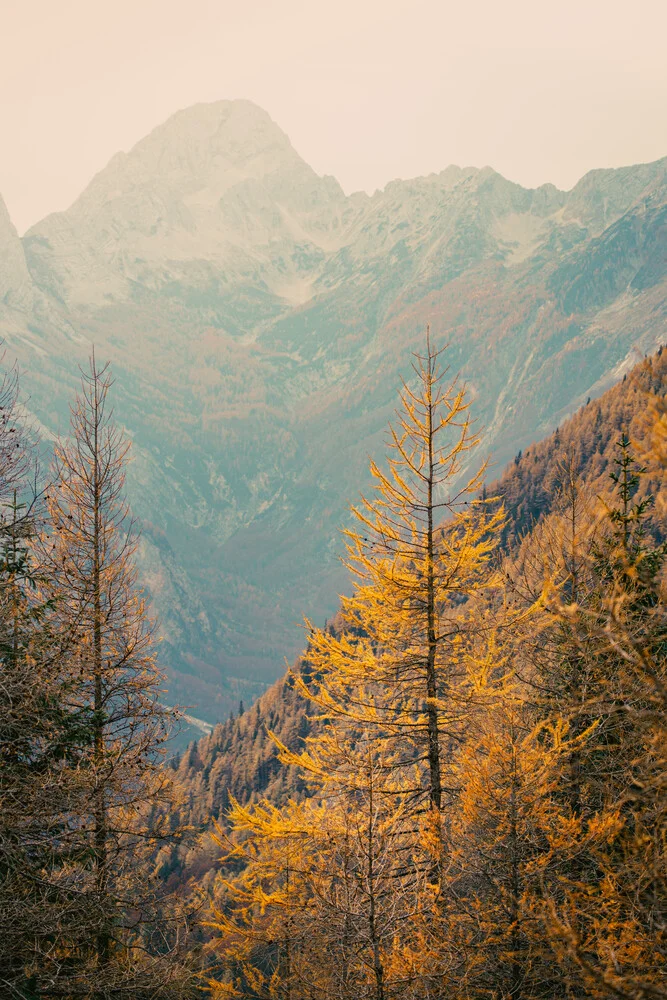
[494,346,667,541]
[195,333,666,998]
[161,666,319,895]
[167,346,667,919]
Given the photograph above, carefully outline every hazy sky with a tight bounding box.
[2,0,666,234]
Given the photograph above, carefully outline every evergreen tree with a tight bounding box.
[0,367,76,999]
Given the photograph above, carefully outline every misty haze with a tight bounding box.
[1,2,666,997]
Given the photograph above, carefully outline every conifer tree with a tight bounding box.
[507,455,602,821]
[275,728,444,1000]
[0,363,76,999]
[208,797,315,1000]
[292,329,504,837]
[209,735,445,1000]
[1,492,56,998]
[0,360,116,999]
[37,355,193,998]
[502,435,666,998]
[443,625,600,1000]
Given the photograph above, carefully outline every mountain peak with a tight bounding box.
[24,100,348,307]
[55,99,313,218]
[123,99,295,174]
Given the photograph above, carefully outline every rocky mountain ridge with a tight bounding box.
[1,99,665,720]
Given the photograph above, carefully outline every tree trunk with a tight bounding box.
[92,378,110,971]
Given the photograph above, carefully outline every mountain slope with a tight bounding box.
[0,100,665,720]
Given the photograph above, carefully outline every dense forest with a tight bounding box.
[1,339,666,999]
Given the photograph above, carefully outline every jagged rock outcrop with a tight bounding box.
[0,194,34,311]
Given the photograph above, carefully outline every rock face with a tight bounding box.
[0,194,34,310]
[1,100,665,720]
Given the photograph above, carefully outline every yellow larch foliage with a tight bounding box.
[291,330,505,828]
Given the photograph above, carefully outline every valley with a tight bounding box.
[0,99,665,721]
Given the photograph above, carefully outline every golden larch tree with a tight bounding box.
[293,330,505,837]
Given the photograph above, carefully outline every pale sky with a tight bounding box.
[2,0,666,234]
